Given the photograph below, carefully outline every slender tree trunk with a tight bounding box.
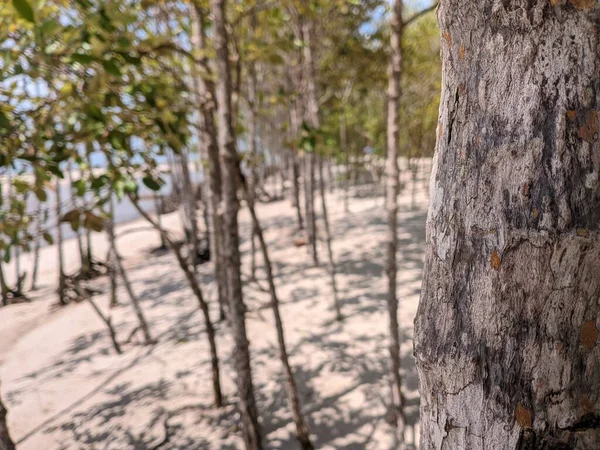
[384,0,406,442]
[190,3,227,322]
[291,155,304,231]
[248,14,259,281]
[153,193,167,250]
[415,2,600,449]
[107,203,119,308]
[87,292,122,354]
[0,382,15,450]
[0,261,8,307]
[131,196,223,408]
[341,112,350,213]
[30,203,43,291]
[55,178,67,305]
[108,197,153,345]
[302,18,340,318]
[67,162,88,276]
[179,148,199,271]
[288,72,305,231]
[210,0,262,447]
[239,168,314,449]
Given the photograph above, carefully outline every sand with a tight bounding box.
[0,161,430,450]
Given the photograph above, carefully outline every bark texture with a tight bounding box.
[415,2,600,449]
[55,178,67,305]
[190,3,227,321]
[385,0,407,440]
[109,198,153,345]
[0,382,15,450]
[209,1,263,447]
[130,196,223,408]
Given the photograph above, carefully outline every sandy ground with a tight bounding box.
[0,161,431,450]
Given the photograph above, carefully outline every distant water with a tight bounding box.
[22,169,204,244]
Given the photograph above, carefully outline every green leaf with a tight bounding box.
[142,176,162,191]
[3,249,10,264]
[123,179,138,194]
[34,187,47,202]
[43,232,54,245]
[70,53,96,65]
[40,18,59,36]
[12,0,34,23]
[73,179,86,197]
[102,59,121,77]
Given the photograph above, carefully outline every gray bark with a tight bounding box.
[303,18,341,319]
[385,0,407,441]
[248,13,259,281]
[0,382,15,450]
[239,168,314,449]
[67,163,88,275]
[30,202,43,291]
[415,2,600,449]
[130,196,223,408]
[108,197,153,345]
[55,178,67,305]
[86,292,122,354]
[297,16,319,266]
[210,0,263,447]
[179,148,199,271]
[190,3,227,322]
[288,63,305,231]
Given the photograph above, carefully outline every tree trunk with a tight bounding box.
[107,203,119,308]
[87,292,122,354]
[239,168,314,449]
[30,202,43,291]
[0,382,15,450]
[67,162,89,276]
[296,15,319,266]
[288,70,305,231]
[415,2,600,449]
[341,111,350,213]
[179,148,199,271]
[153,193,167,250]
[55,178,67,305]
[384,0,407,442]
[108,197,153,345]
[210,0,263,448]
[190,3,227,322]
[0,260,8,307]
[248,13,259,282]
[130,196,224,408]
[302,18,341,319]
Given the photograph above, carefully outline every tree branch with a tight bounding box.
[403,2,438,28]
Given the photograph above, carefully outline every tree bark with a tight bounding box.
[0,382,15,450]
[210,0,263,448]
[415,2,600,449]
[130,196,223,408]
[67,162,89,276]
[288,84,305,231]
[30,202,43,291]
[385,0,407,442]
[55,178,67,305]
[190,2,227,322]
[296,15,319,266]
[179,148,199,271]
[302,18,341,319]
[248,13,259,281]
[108,197,153,345]
[239,168,314,449]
